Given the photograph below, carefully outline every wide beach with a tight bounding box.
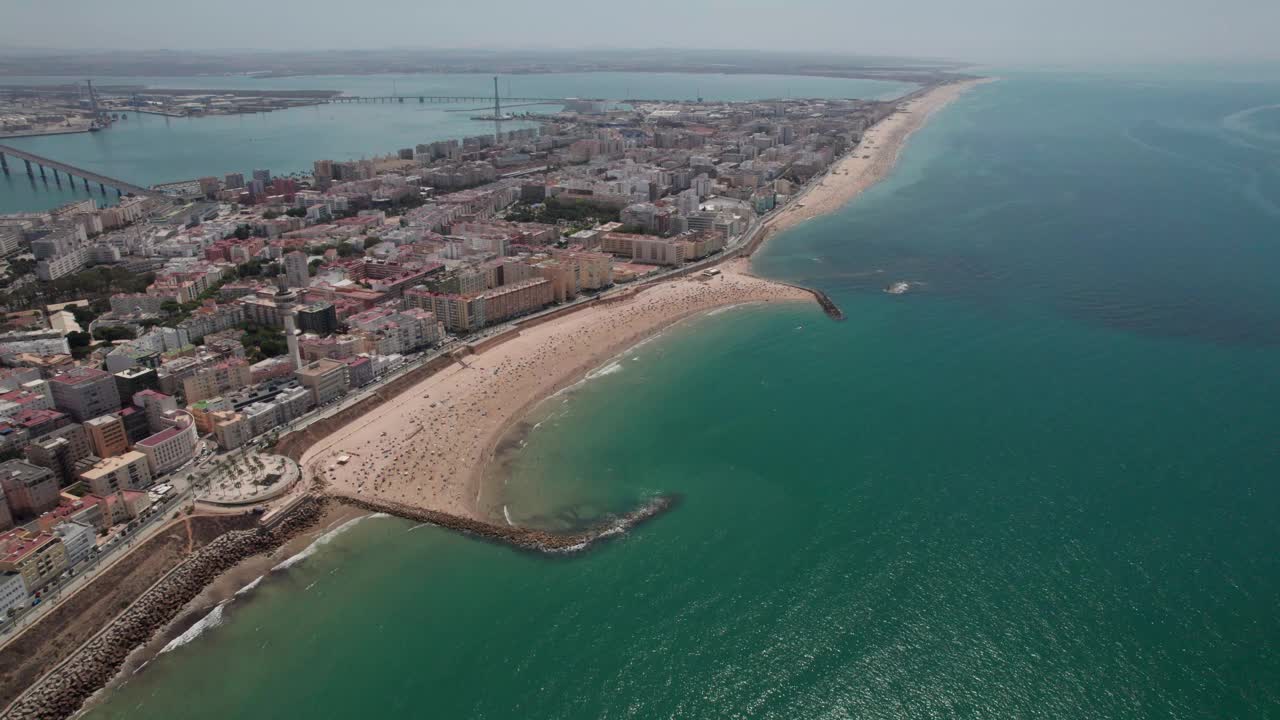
[301,260,812,519]
[299,79,982,521]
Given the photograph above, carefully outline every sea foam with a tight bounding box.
[160,602,226,654]
[271,513,389,572]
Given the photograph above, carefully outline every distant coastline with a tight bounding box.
[753,77,992,249]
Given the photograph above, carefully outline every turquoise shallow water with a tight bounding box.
[82,68,1280,718]
[0,72,912,214]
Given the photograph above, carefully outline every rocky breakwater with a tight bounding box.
[336,494,678,553]
[3,497,328,720]
[807,289,845,320]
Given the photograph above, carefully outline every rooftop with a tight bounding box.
[0,530,57,566]
[135,425,182,448]
[49,367,111,385]
[79,451,148,479]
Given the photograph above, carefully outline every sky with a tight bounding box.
[5,0,1280,63]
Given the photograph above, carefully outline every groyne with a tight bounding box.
[334,494,678,554]
[2,497,328,720]
[809,289,846,320]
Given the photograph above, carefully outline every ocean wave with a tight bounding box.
[585,361,624,379]
[705,303,744,317]
[628,331,666,351]
[551,359,625,399]
[271,514,385,572]
[233,575,264,597]
[160,602,226,654]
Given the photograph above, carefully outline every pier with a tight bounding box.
[0,143,160,199]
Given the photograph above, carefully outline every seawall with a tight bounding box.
[1,497,329,720]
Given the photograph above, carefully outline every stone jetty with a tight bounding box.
[2,497,328,720]
[809,289,846,320]
[336,493,678,553]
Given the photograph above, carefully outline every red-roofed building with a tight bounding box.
[0,529,66,592]
[345,356,374,388]
[81,490,151,527]
[48,367,121,422]
[10,408,69,439]
[134,410,197,476]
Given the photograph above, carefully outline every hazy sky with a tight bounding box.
[6,0,1280,62]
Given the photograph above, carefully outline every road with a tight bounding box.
[0,477,192,645]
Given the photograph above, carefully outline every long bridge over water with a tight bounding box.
[325,94,579,104]
[323,95,707,105]
[0,143,159,199]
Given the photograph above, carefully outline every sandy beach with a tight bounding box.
[756,78,990,246]
[300,260,812,519]
[299,79,987,521]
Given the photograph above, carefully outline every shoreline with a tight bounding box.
[0,77,985,720]
[4,498,329,720]
[751,77,991,252]
[296,79,989,525]
[299,258,815,522]
[74,501,369,715]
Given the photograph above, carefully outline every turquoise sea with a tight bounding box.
[64,68,1280,718]
[0,72,912,215]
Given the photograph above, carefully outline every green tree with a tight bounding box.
[92,325,136,343]
[233,225,251,240]
[69,305,98,324]
[8,258,36,276]
[239,323,287,361]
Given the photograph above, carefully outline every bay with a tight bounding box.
[0,72,913,214]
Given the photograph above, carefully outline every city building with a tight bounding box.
[0,486,11,532]
[84,414,129,458]
[284,250,310,289]
[0,461,60,518]
[405,288,486,333]
[0,571,28,616]
[48,368,122,422]
[479,278,554,324]
[0,529,67,593]
[295,358,349,407]
[79,451,154,496]
[52,521,95,568]
[82,490,151,527]
[209,411,253,450]
[134,411,198,476]
[23,424,93,486]
[295,302,339,335]
[181,358,252,404]
[113,367,160,401]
